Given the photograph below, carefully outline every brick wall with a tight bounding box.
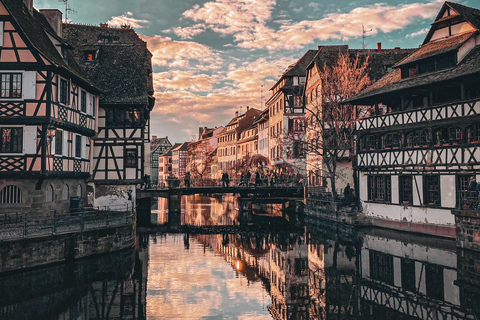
[453,210,480,251]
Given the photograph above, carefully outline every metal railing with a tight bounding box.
[0,206,134,241]
[151,178,306,189]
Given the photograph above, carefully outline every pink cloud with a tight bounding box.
[140,35,223,69]
[107,12,149,29]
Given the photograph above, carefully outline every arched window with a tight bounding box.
[46,185,54,202]
[0,185,22,204]
[62,184,69,200]
[77,185,82,197]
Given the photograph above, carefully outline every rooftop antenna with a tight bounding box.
[260,83,265,110]
[58,0,77,22]
[362,24,372,49]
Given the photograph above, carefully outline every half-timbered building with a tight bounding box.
[62,23,155,208]
[0,0,100,215]
[304,45,413,193]
[150,136,172,184]
[348,1,480,237]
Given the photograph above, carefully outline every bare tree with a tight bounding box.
[305,53,371,198]
[187,140,215,185]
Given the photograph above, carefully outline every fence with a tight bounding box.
[0,205,134,241]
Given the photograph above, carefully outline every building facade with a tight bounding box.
[63,22,155,209]
[0,0,100,215]
[349,1,480,237]
[150,136,172,184]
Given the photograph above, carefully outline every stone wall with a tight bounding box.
[0,223,134,273]
[453,210,480,251]
[0,178,88,218]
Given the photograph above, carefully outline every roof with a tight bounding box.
[424,2,480,44]
[394,31,474,68]
[151,136,171,146]
[310,45,414,82]
[2,0,96,89]
[160,143,182,157]
[270,49,317,90]
[172,142,189,152]
[349,45,480,103]
[62,23,154,107]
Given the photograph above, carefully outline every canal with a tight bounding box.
[1,194,480,319]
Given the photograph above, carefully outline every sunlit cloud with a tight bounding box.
[141,35,223,70]
[175,0,443,50]
[107,12,149,29]
[406,27,430,38]
[173,24,206,39]
[153,71,219,92]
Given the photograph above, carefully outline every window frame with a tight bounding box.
[125,148,137,167]
[424,175,440,206]
[368,175,392,203]
[59,78,69,105]
[0,127,23,153]
[80,90,87,113]
[75,135,82,158]
[0,73,22,99]
[399,175,413,204]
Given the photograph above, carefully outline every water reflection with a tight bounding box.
[3,195,480,319]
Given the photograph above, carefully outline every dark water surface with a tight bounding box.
[1,194,480,319]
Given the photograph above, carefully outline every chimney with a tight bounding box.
[235,111,239,117]
[40,9,63,37]
[23,0,34,14]
[377,42,382,52]
[246,106,250,111]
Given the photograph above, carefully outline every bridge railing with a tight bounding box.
[0,207,134,241]
[153,178,306,189]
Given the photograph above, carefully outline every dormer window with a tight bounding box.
[84,50,97,61]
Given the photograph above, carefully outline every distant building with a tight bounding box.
[266,50,317,176]
[150,136,172,184]
[217,107,261,177]
[348,1,480,237]
[256,108,270,159]
[158,144,180,184]
[171,142,189,179]
[187,127,223,183]
[63,22,155,209]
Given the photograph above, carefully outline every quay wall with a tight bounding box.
[453,210,480,251]
[0,223,135,273]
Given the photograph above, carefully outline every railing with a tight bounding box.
[152,177,306,189]
[457,190,480,210]
[0,206,134,241]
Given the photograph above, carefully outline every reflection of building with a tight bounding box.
[349,1,480,237]
[269,233,310,320]
[359,230,474,319]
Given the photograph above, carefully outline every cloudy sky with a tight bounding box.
[36,0,471,143]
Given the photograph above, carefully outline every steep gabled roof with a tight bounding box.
[423,1,480,44]
[348,45,480,103]
[270,49,317,90]
[62,24,154,107]
[394,31,474,68]
[2,0,96,89]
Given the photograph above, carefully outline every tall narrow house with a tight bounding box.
[63,23,155,208]
[0,0,100,215]
[349,1,480,237]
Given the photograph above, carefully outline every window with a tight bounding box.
[62,184,69,200]
[76,184,82,197]
[382,132,402,149]
[46,184,54,202]
[55,130,63,155]
[399,175,413,203]
[59,78,68,105]
[80,90,86,112]
[361,135,376,150]
[424,175,440,206]
[401,259,416,292]
[125,149,137,167]
[368,175,391,202]
[84,50,97,61]
[425,264,444,300]
[0,185,22,204]
[75,135,82,158]
[106,108,142,126]
[406,129,431,147]
[369,250,394,285]
[1,73,22,98]
[467,124,480,143]
[294,258,308,276]
[1,127,22,153]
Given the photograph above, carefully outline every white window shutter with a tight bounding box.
[0,22,3,47]
[22,71,36,100]
[23,126,36,154]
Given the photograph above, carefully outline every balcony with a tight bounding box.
[356,98,480,131]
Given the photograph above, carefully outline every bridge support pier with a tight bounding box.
[237,198,252,223]
[168,191,182,231]
[137,197,152,227]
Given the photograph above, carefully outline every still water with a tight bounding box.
[1,194,480,320]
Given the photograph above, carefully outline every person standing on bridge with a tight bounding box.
[184,172,191,188]
[222,172,230,187]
